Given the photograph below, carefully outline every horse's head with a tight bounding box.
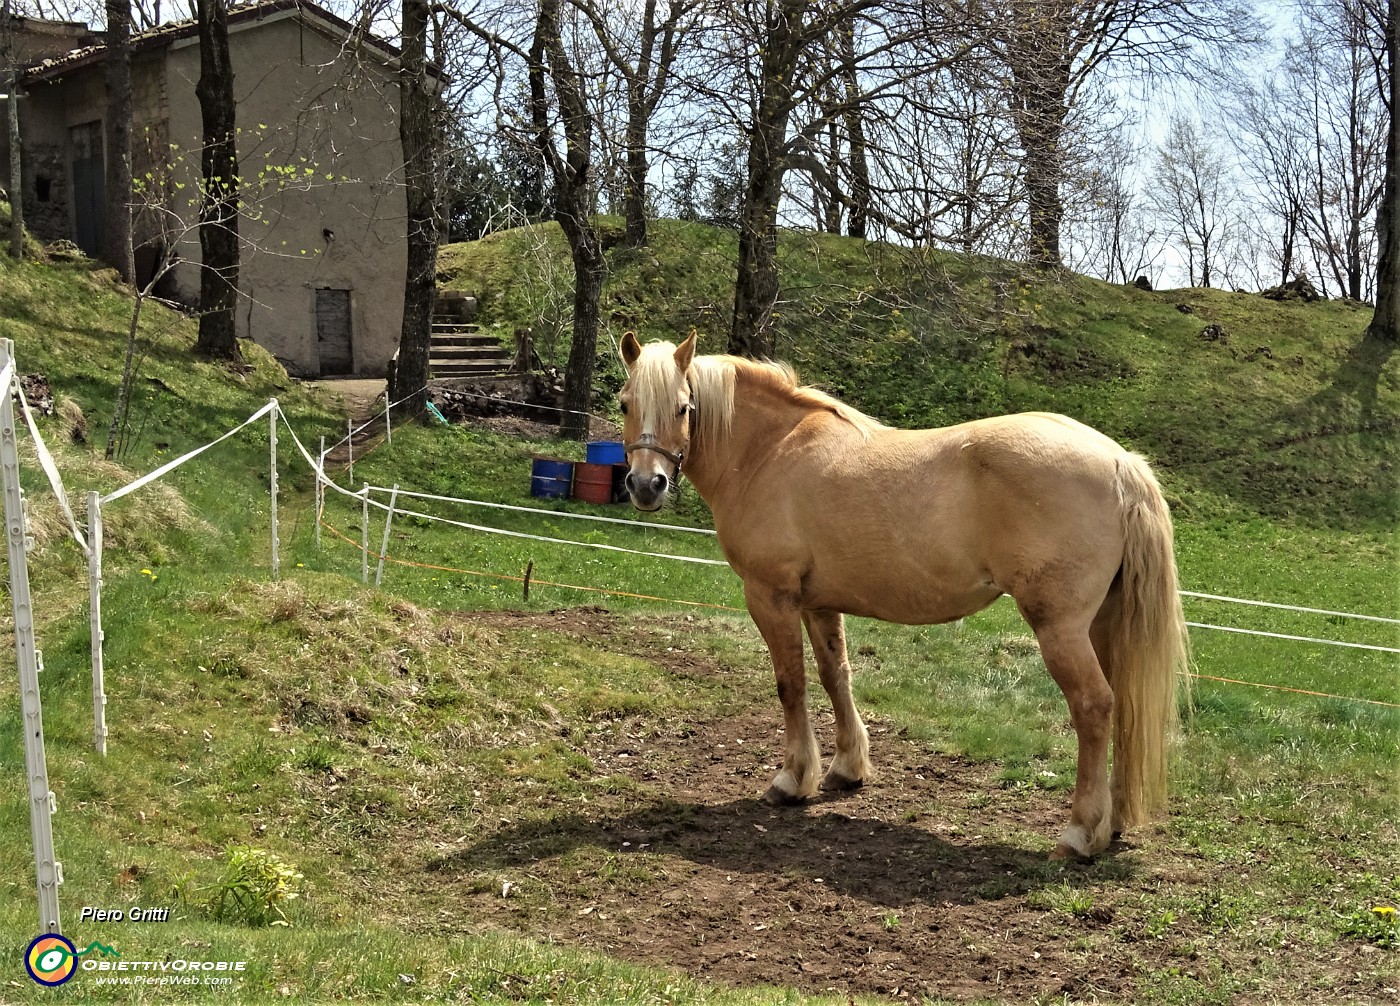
[618,330,697,511]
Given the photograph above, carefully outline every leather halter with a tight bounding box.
[624,386,696,485]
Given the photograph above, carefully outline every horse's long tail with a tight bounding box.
[1099,453,1190,829]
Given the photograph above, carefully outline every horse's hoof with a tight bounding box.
[762,784,807,806]
[819,772,864,792]
[1050,840,1104,862]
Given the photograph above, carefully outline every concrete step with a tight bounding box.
[431,363,516,378]
[430,332,503,348]
[429,344,513,360]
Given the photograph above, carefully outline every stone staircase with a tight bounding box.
[429,291,514,380]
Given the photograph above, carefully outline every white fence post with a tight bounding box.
[0,339,61,934]
[269,400,279,579]
[87,492,107,756]
[315,436,325,550]
[360,484,369,584]
[375,484,400,587]
[347,417,354,484]
[385,394,392,444]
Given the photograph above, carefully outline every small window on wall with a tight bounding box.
[36,176,52,202]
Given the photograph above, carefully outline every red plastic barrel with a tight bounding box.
[571,462,615,504]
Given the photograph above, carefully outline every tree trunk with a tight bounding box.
[103,0,133,283]
[559,207,605,440]
[727,1,801,359]
[532,0,604,439]
[821,116,842,234]
[1020,106,1065,269]
[836,16,869,239]
[1010,49,1069,270]
[391,0,436,414]
[621,102,648,247]
[1369,0,1397,340]
[3,0,22,260]
[194,0,241,361]
[730,140,785,358]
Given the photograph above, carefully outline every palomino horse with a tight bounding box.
[618,331,1189,859]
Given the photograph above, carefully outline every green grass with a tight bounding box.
[1,221,1397,1003]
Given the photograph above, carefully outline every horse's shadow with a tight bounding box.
[430,794,1126,909]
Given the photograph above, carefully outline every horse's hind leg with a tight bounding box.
[746,585,822,804]
[1027,615,1115,859]
[1089,595,1127,838]
[802,610,872,791]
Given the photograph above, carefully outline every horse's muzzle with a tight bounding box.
[625,471,669,511]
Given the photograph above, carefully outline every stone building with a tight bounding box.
[3,1,426,376]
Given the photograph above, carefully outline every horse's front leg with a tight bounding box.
[802,609,872,791]
[746,584,822,804]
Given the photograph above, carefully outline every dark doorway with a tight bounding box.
[315,288,354,375]
[70,121,104,256]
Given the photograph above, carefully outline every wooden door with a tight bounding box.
[315,288,354,375]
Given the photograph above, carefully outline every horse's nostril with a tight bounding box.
[651,473,668,494]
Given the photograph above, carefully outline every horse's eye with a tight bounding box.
[620,402,629,415]
[677,404,689,417]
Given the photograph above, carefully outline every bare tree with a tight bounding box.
[1151,113,1234,288]
[569,0,696,247]
[689,0,963,358]
[985,0,1258,269]
[1359,0,1394,338]
[2,0,22,259]
[103,0,133,281]
[1064,125,1161,285]
[1288,0,1387,301]
[390,0,437,417]
[860,58,1020,256]
[194,0,240,360]
[444,0,608,438]
[1225,70,1310,286]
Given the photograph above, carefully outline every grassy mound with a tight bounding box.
[441,220,1396,530]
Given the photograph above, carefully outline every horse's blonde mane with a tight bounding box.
[632,343,881,448]
[722,356,884,436]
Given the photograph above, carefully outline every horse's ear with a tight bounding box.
[620,331,642,372]
[674,329,697,372]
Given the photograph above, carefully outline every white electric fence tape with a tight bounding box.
[100,400,278,504]
[1185,621,1399,654]
[1181,590,1400,625]
[359,492,731,566]
[275,403,1398,654]
[372,486,719,535]
[14,375,87,553]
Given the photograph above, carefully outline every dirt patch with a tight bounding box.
[386,607,1386,1003]
[420,608,1134,1001]
[460,412,621,441]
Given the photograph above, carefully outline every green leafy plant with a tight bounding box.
[207,845,305,927]
[1338,905,1399,949]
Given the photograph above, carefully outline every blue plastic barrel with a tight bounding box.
[585,440,626,466]
[530,457,574,499]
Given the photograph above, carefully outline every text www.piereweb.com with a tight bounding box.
[93,974,234,987]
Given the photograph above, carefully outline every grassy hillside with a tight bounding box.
[441,219,1396,531]
[1,220,1396,1005]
